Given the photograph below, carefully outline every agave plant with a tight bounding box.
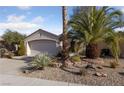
[30,53,51,70]
[69,6,124,60]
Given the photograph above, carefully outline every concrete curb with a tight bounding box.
[0,74,82,86]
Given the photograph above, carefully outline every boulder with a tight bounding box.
[94,72,107,77]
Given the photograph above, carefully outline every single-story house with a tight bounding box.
[24,29,60,56]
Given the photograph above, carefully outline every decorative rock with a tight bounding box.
[94,72,102,77]
[22,70,30,74]
[102,73,107,77]
[94,72,107,77]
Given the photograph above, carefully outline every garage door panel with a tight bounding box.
[29,40,58,56]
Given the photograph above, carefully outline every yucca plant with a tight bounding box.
[30,53,51,70]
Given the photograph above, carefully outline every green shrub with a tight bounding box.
[30,53,51,70]
[110,61,119,68]
[18,41,26,56]
[71,55,81,62]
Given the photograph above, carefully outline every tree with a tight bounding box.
[69,6,124,61]
[2,29,26,54]
[62,6,69,61]
[2,29,26,45]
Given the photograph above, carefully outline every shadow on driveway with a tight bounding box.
[12,56,33,63]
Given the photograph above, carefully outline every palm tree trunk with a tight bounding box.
[62,6,68,61]
[86,43,100,59]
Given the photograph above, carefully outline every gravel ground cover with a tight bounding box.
[21,58,124,86]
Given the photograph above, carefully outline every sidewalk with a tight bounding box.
[0,74,81,86]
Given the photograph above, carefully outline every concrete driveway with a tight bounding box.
[0,58,27,75]
[0,57,81,86]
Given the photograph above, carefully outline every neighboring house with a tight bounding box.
[0,37,5,48]
[24,29,60,56]
[98,41,124,58]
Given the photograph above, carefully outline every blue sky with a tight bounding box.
[0,6,123,36]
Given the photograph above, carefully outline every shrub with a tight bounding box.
[79,67,88,76]
[30,53,51,70]
[110,61,119,68]
[71,55,81,62]
[0,48,13,59]
[18,41,26,56]
[0,48,7,58]
[4,53,12,59]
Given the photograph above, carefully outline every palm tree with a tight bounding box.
[69,6,123,62]
[62,6,69,61]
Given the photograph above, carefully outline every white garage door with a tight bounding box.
[29,40,58,56]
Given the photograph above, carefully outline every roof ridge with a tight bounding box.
[25,29,59,39]
[38,29,58,37]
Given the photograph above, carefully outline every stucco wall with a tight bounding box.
[120,41,124,58]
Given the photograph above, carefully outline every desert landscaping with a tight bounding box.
[19,58,124,86]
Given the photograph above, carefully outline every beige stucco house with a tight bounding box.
[24,29,60,56]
